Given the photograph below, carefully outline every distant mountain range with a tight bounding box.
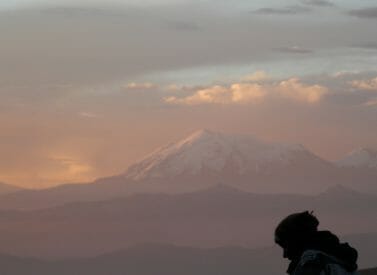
[0,184,376,258]
[0,130,375,273]
[0,130,376,210]
[123,129,377,194]
[337,148,377,168]
[124,129,377,177]
[0,245,284,275]
[0,182,23,195]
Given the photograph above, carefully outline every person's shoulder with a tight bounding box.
[295,250,326,275]
[296,250,357,275]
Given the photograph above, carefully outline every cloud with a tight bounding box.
[332,71,360,78]
[253,5,311,15]
[47,155,93,182]
[230,83,267,103]
[125,82,158,90]
[351,77,377,91]
[165,84,182,92]
[241,71,270,82]
[2,3,377,91]
[364,98,377,107]
[277,78,328,103]
[273,46,314,54]
[353,42,377,50]
[348,7,377,19]
[79,112,100,118]
[300,0,334,7]
[165,77,328,105]
[165,85,238,105]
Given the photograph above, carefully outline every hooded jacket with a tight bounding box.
[287,231,358,275]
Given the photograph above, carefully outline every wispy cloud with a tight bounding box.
[351,77,377,91]
[364,98,377,107]
[300,0,334,7]
[125,82,158,90]
[47,155,93,181]
[78,112,100,118]
[253,5,311,15]
[332,71,360,78]
[241,71,270,82]
[352,42,377,50]
[273,46,314,54]
[348,7,377,19]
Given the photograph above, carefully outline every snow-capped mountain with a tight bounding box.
[337,148,377,168]
[123,130,335,193]
[0,131,376,211]
[125,129,318,180]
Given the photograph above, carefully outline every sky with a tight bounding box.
[1,0,377,188]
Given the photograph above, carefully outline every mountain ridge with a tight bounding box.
[0,130,376,210]
[0,181,24,195]
[0,184,375,258]
[337,147,377,168]
[0,241,374,275]
[124,129,325,181]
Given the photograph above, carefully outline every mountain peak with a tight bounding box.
[176,129,223,147]
[123,130,318,181]
[337,147,377,168]
[352,147,377,156]
[188,129,216,139]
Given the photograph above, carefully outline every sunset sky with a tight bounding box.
[1,0,377,188]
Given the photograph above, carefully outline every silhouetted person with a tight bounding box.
[275,211,358,275]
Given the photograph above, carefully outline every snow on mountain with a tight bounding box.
[337,148,377,168]
[124,129,322,181]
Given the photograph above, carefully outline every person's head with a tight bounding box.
[275,211,319,260]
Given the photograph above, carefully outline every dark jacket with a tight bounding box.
[287,231,358,275]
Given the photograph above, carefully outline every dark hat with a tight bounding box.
[275,211,319,247]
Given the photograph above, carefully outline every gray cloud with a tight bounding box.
[1,3,376,90]
[348,7,377,19]
[0,4,375,103]
[273,46,314,54]
[351,42,377,50]
[253,5,311,15]
[300,0,334,7]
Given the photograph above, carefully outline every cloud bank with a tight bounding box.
[348,7,377,19]
[352,77,377,91]
[253,6,311,15]
[300,0,334,7]
[165,77,328,105]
